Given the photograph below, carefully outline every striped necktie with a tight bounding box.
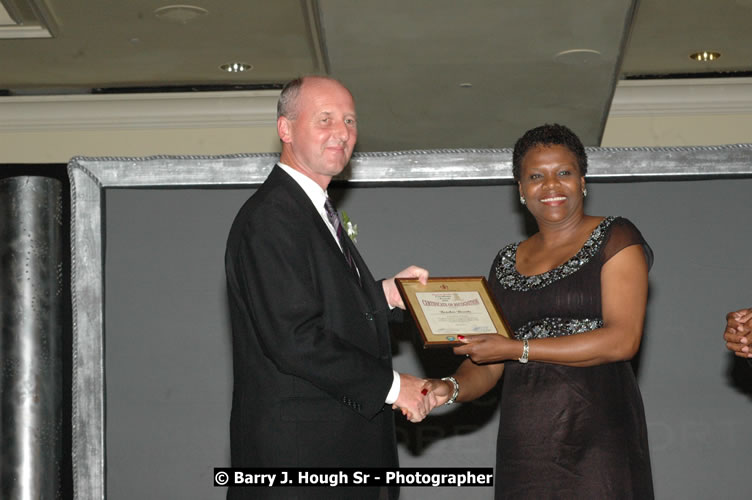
[324,197,360,284]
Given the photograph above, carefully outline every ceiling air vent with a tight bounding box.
[0,0,56,39]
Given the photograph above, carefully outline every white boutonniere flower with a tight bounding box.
[341,211,358,243]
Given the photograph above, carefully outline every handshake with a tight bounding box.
[392,373,456,423]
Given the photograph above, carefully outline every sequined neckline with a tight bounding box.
[495,216,616,291]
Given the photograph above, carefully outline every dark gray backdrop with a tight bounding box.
[105,179,752,499]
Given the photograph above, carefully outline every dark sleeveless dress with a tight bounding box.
[488,217,654,499]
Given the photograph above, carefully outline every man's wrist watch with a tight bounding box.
[441,376,460,405]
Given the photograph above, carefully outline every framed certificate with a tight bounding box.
[395,276,512,348]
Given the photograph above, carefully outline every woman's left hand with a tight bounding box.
[453,334,520,364]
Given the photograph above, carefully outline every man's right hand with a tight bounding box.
[392,373,430,423]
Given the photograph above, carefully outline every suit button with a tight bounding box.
[364,313,374,321]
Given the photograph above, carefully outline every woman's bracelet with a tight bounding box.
[441,376,460,405]
[518,339,529,364]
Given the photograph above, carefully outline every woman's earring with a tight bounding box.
[520,195,526,206]
[582,187,588,198]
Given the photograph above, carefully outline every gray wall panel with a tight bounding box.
[104,178,751,499]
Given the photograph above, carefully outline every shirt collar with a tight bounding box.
[278,162,329,210]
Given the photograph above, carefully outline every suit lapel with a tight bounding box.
[274,166,392,359]
[270,166,367,289]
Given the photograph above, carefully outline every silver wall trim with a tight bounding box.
[68,143,752,498]
[0,176,63,500]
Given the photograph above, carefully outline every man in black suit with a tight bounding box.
[225,75,429,499]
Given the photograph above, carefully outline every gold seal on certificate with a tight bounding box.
[395,276,512,348]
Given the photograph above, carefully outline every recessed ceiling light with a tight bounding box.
[154,5,208,24]
[220,62,253,73]
[689,51,721,62]
[553,48,602,65]
[459,82,473,88]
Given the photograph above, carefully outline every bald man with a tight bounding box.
[225,76,429,499]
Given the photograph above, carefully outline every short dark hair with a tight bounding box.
[276,77,305,120]
[512,123,588,181]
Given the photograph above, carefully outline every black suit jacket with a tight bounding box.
[225,166,398,499]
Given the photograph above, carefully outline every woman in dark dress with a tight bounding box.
[426,124,654,499]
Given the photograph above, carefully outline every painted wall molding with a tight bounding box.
[3,78,752,133]
[610,77,752,116]
[0,90,280,132]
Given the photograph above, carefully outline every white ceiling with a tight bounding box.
[1,0,750,149]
